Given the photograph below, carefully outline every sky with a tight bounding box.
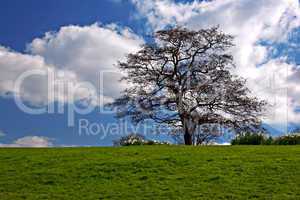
[0,0,299,147]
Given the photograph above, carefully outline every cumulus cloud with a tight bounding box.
[27,23,143,100]
[132,0,300,124]
[0,23,143,107]
[0,136,53,147]
[0,46,80,106]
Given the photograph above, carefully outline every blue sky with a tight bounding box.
[0,0,141,51]
[0,0,299,147]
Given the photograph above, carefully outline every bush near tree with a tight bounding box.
[273,134,300,145]
[113,133,171,146]
[231,132,300,145]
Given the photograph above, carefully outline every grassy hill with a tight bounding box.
[0,146,299,199]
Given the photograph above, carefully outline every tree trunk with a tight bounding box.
[184,131,192,145]
[182,116,193,145]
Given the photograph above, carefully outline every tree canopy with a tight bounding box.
[109,27,267,145]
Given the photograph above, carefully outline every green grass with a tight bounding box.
[0,146,299,200]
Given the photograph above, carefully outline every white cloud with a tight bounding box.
[132,0,300,124]
[212,142,231,146]
[254,59,300,124]
[0,23,143,107]
[0,136,53,147]
[0,46,80,106]
[27,23,143,101]
[0,130,5,137]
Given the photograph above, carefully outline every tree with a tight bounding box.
[109,27,266,145]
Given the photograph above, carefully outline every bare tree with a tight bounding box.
[109,27,266,145]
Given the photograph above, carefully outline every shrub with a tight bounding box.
[231,132,267,145]
[113,134,146,146]
[273,134,300,145]
[113,133,172,146]
[264,136,274,145]
[231,132,300,145]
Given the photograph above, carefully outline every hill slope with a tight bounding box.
[0,146,299,199]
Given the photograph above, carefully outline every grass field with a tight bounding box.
[0,146,299,200]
